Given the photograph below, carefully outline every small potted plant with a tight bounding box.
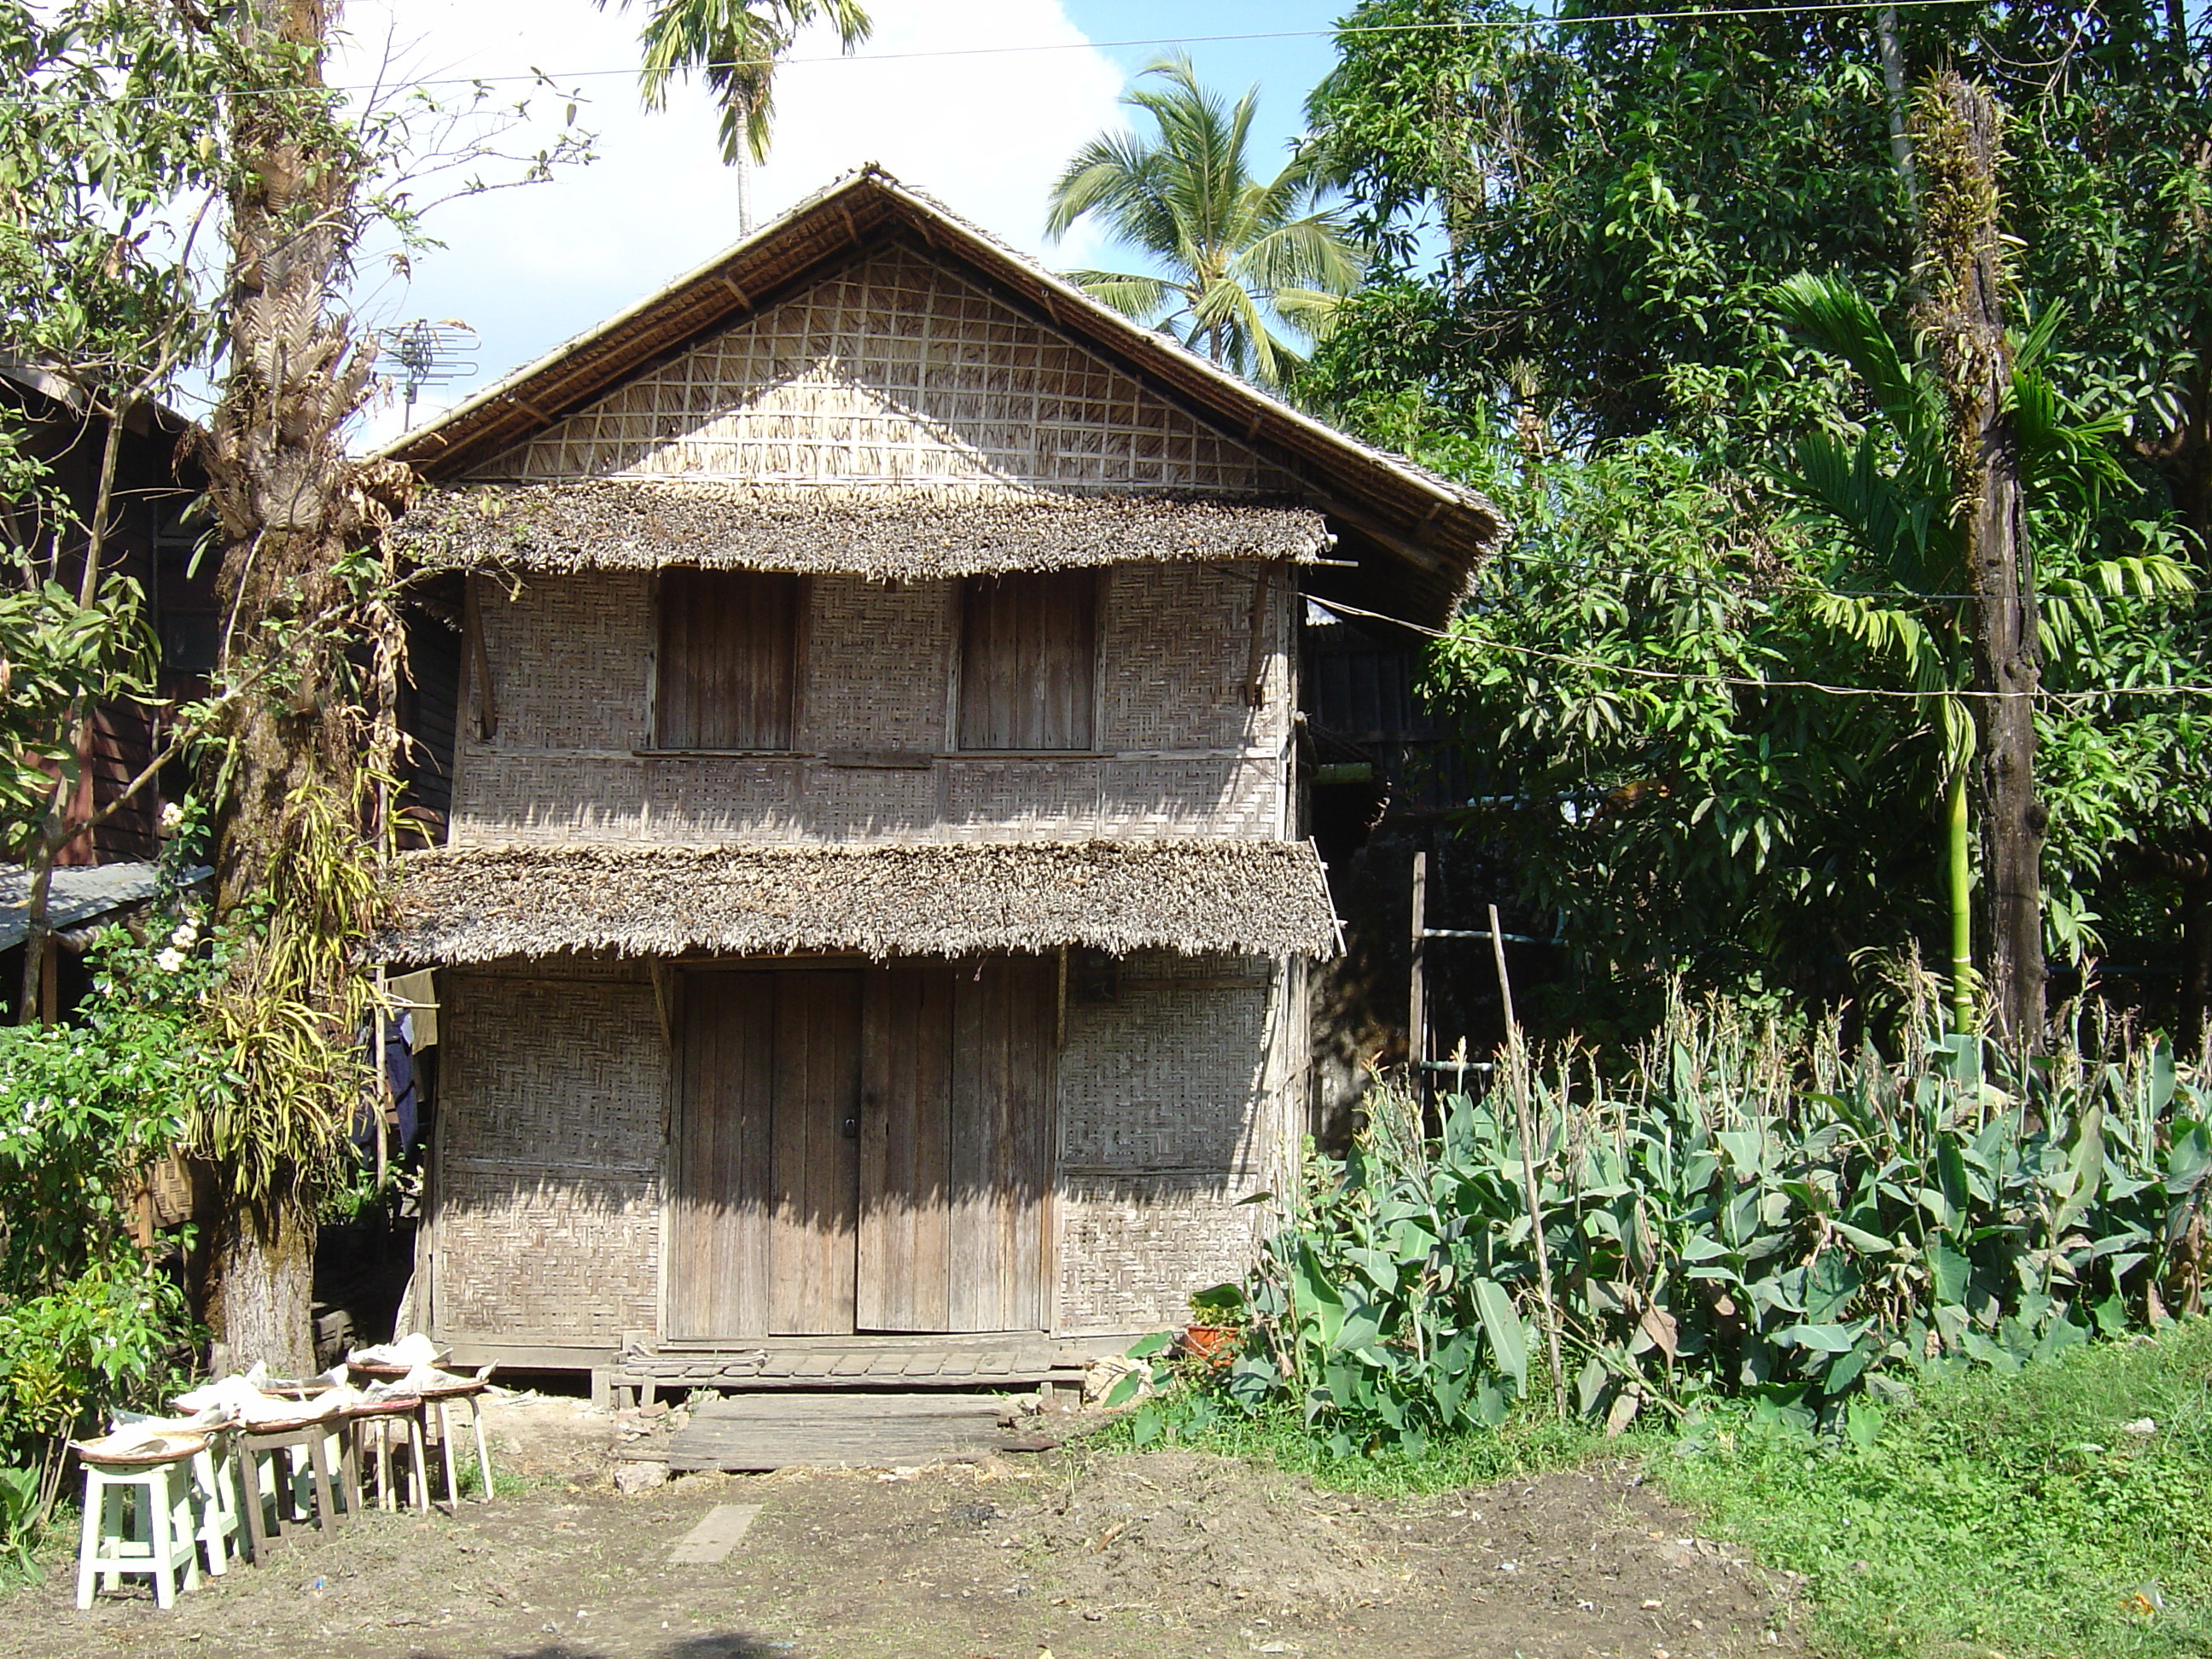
[1182,1283,1246,1365]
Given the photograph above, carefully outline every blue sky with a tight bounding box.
[335,0,1356,450]
[1062,0,1346,170]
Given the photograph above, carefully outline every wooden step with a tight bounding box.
[665,1391,1017,1472]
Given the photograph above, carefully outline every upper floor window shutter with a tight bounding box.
[655,569,801,750]
[958,570,1097,751]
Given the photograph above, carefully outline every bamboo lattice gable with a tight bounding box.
[382,167,1505,632]
[464,243,1301,498]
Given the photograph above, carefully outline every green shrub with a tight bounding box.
[0,904,217,1551]
[1218,995,2211,1455]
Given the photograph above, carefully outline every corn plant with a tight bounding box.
[1223,994,2211,1454]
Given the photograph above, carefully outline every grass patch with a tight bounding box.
[1080,1390,1605,1499]
[1655,1318,2212,1658]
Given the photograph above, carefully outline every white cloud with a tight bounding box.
[336,0,1126,451]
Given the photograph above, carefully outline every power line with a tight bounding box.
[0,0,1991,108]
[1307,593,2212,704]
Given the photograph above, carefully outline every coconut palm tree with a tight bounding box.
[1046,55,1364,387]
[603,0,871,230]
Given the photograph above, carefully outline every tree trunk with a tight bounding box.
[2186,877,2212,1058]
[1916,73,2045,1049]
[193,0,404,1369]
[1875,7,1915,206]
[204,1188,317,1377]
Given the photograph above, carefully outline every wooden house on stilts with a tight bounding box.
[376,168,1502,1398]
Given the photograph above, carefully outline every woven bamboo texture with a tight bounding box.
[1051,952,1293,1334]
[470,243,1299,499]
[453,564,1290,847]
[430,971,667,1343]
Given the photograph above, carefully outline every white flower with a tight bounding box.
[157,801,184,834]
[169,921,199,950]
[154,948,185,973]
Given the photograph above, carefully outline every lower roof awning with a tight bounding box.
[375,837,1339,965]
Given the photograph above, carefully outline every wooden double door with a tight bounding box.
[666,958,1055,1338]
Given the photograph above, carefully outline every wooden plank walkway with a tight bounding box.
[614,1332,1086,1394]
[664,1392,1013,1472]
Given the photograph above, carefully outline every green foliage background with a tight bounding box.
[1296,0,2212,1030]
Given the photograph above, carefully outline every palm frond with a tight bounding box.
[1234,210,1365,299]
[1771,273,1932,441]
[615,0,871,165]
[1269,285,1351,342]
[1061,270,1183,326]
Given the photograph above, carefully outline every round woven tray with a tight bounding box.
[346,1351,450,1382]
[345,1395,425,1417]
[73,1430,208,1468]
[412,1376,489,1399]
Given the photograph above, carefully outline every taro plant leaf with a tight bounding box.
[1472,1277,1528,1391]
[1335,1302,1384,1353]
[1930,1241,1972,1306]
[1225,1355,1276,1409]
[1777,1319,1873,1353]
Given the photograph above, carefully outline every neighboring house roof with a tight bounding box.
[375,839,1339,964]
[381,166,1503,632]
[0,862,207,951]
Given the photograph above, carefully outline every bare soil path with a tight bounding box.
[3,1407,1807,1659]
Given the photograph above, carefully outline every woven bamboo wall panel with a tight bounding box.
[471,243,1299,497]
[1100,566,1289,754]
[440,973,666,1172]
[1056,1176,1271,1335]
[452,565,1285,846]
[1100,758,1278,838]
[478,574,651,750]
[804,576,952,750]
[434,1175,661,1342]
[943,760,1103,837]
[1057,964,1271,1173]
[433,973,667,1342]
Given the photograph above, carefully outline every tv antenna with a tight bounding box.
[375,320,478,429]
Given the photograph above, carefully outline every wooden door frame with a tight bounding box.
[659,957,866,1342]
[657,952,1062,1344]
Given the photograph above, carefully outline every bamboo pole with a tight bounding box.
[1493,904,1567,1417]
[1409,849,1429,1078]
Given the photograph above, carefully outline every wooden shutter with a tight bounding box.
[857,957,1054,1333]
[655,570,800,750]
[668,968,863,1340]
[958,571,1097,751]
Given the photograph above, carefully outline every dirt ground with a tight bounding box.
[4,1394,1810,1659]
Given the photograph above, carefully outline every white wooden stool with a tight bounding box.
[350,1400,430,1512]
[432,1381,495,1505]
[74,1448,202,1610]
[187,1430,242,1575]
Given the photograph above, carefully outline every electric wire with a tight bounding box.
[0,0,2010,108]
[1303,592,2212,704]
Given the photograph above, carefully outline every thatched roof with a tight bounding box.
[381,167,1503,632]
[375,838,1338,964]
[387,480,1331,579]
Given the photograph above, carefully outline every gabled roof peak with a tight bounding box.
[384,166,1503,630]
